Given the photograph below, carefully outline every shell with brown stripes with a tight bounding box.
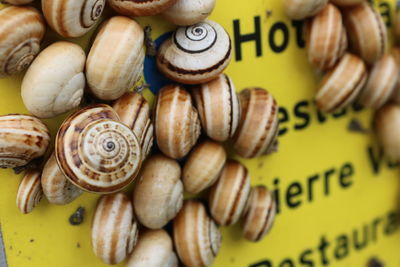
[157,20,232,84]
[390,48,400,103]
[1,0,34,4]
[133,154,183,229]
[0,6,45,77]
[162,0,216,26]
[183,140,226,194]
[316,53,367,113]
[192,74,241,142]
[173,200,222,267]
[209,160,251,226]
[16,169,43,214]
[42,0,105,38]
[232,88,279,158]
[91,193,139,265]
[86,16,145,101]
[331,0,366,6]
[112,92,153,159]
[242,186,276,242]
[55,104,142,194]
[0,114,50,168]
[283,0,328,20]
[155,85,201,159]
[108,0,177,16]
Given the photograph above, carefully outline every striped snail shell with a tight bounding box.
[391,48,400,104]
[126,229,178,267]
[173,200,222,267]
[331,0,366,6]
[86,16,145,101]
[133,154,183,229]
[42,0,105,38]
[157,20,232,84]
[209,160,251,226]
[16,169,43,214]
[1,0,34,4]
[112,92,153,159]
[162,0,216,26]
[92,193,139,265]
[21,41,85,118]
[233,88,279,159]
[182,140,226,194]
[0,114,50,168]
[283,0,328,20]
[0,6,45,77]
[316,53,367,113]
[192,74,241,142]
[396,9,400,44]
[242,186,276,242]
[55,104,142,194]
[155,85,201,159]
[41,153,82,205]
[108,0,177,16]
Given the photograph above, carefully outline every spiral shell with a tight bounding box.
[331,0,365,6]
[21,41,85,118]
[192,74,241,142]
[133,154,183,229]
[155,85,201,159]
[0,6,45,77]
[316,53,367,113]
[1,0,34,4]
[233,88,279,159]
[283,0,328,20]
[127,229,178,267]
[112,92,153,159]
[108,0,177,16]
[162,0,216,26]
[157,20,232,85]
[209,160,251,226]
[242,186,276,242]
[86,16,145,101]
[92,193,139,265]
[173,200,222,267]
[16,169,42,214]
[0,114,50,168]
[55,104,142,194]
[182,140,226,194]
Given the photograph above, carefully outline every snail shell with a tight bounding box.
[157,20,232,84]
[331,0,366,6]
[16,169,42,214]
[42,0,105,38]
[0,6,45,77]
[233,88,279,158]
[283,0,328,20]
[242,186,276,242]
[316,53,367,113]
[209,160,251,226]
[0,114,50,168]
[155,85,201,159]
[182,140,226,194]
[108,0,177,16]
[162,0,216,26]
[173,200,222,267]
[396,9,400,44]
[133,154,183,229]
[112,92,153,159]
[1,0,34,4]
[126,229,178,267]
[41,153,82,205]
[192,74,241,142]
[86,16,145,101]
[21,41,85,118]
[391,48,400,103]
[55,104,142,194]
[92,193,139,265]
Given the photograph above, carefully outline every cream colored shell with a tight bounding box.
[283,0,328,20]
[1,0,34,4]
[16,169,43,214]
[108,0,177,16]
[162,0,216,26]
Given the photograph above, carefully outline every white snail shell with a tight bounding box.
[0,6,45,77]
[283,0,328,20]
[1,0,35,5]
[86,16,145,101]
[92,193,139,265]
[108,0,177,16]
[162,0,216,26]
[42,0,105,38]
[21,41,85,118]
[16,169,43,214]
[157,20,232,84]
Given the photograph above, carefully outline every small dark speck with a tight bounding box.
[258,161,264,169]
[368,257,384,267]
[9,246,12,250]
[69,206,85,226]
[266,10,273,18]
[76,242,81,248]
[17,250,21,256]
[230,257,235,263]
[348,118,369,134]
[29,239,34,243]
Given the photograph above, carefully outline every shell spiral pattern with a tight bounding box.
[16,169,43,214]
[108,0,178,16]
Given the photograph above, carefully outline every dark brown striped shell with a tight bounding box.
[1,0,34,4]
[108,0,178,16]
[16,169,43,214]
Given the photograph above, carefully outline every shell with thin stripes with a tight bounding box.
[91,193,139,265]
[331,0,365,6]
[86,16,145,101]
[162,0,216,26]
[55,104,142,194]
[133,154,183,229]
[16,169,43,214]
[173,200,222,267]
[108,0,177,16]
[242,186,276,242]
[396,8,400,44]
[155,85,201,159]
[233,88,279,159]
[0,114,50,168]
[1,0,34,4]
[283,0,328,20]
[316,53,367,113]
[390,48,400,103]
[0,6,45,77]
[157,20,232,84]
[192,74,241,142]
